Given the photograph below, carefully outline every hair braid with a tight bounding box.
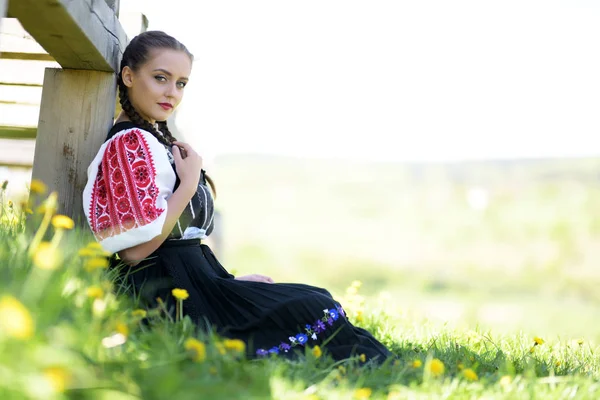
[157,120,217,197]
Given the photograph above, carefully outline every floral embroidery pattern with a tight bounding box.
[89,129,164,239]
[256,305,346,357]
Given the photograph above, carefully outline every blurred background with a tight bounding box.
[3,0,600,340]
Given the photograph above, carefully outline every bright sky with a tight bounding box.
[121,0,600,162]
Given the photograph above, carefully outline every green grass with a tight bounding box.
[3,156,600,399]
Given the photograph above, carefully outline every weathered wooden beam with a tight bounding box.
[8,0,127,72]
[0,52,54,61]
[105,0,120,17]
[31,68,116,223]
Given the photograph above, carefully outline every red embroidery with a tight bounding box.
[89,129,165,239]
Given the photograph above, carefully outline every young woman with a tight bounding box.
[83,30,393,363]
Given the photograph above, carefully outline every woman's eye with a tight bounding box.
[177,81,187,89]
[155,75,167,82]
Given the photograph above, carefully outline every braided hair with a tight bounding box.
[117,30,216,196]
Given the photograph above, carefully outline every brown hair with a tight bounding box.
[117,30,216,196]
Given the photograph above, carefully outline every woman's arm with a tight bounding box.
[117,184,196,265]
[118,142,202,265]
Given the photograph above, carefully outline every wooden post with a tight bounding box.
[31,68,116,224]
[105,0,120,17]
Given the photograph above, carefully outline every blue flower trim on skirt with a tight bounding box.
[255,305,346,356]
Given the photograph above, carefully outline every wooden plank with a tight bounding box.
[0,126,37,140]
[105,0,120,17]
[31,68,116,223]
[0,138,35,167]
[0,52,54,61]
[8,0,127,72]
[0,104,40,128]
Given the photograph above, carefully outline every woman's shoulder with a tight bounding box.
[105,121,158,143]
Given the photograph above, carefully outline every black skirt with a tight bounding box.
[114,239,393,363]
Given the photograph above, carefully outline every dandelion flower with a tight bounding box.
[223,339,246,353]
[577,339,584,345]
[312,345,322,359]
[353,387,372,399]
[184,338,206,362]
[86,286,104,299]
[462,368,478,381]
[0,296,34,339]
[172,288,189,300]
[33,242,60,270]
[132,309,147,318]
[43,366,71,393]
[428,358,445,377]
[84,257,109,272]
[30,179,47,194]
[533,337,544,345]
[359,353,366,363]
[412,359,422,368]
[51,215,74,230]
[115,322,129,337]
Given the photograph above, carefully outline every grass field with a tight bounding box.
[2,156,600,399]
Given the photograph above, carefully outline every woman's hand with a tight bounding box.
[235,274,274,284]
[172,141,202,193]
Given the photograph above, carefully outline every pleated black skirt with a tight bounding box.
[114,239,393,363]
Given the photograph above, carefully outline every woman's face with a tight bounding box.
[122,48,192,124]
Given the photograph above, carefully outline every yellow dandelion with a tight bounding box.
[115,322,129,337]
[499,375,512,387]
[428,358,445,377]
[353,387,372,399]
[43,366,71,393]
[355,309,364,323]
[555,361,562,367]
[0,296,34,339]
[223,338,246,353]
[412,359,422,368]
[30,179,48,194]
[359,353,366,363]
[577,339,584,345]
[184,338,206,362]
[86,286,104,299]
[533,337,544,345]
[51,215,74,230]
[172,288,189,300]
[84,257,109,272]
[132,309,147,318]
[33,241,60,270]
[312,345,322,359]
[462,368,478,381]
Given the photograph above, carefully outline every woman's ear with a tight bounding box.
[121,66,134,88]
